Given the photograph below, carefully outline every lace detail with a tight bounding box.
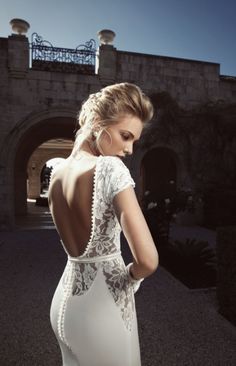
[60,156,138,331]
[103,258,134,331]
[71,263,98,295]
[63,259,135,331]
[105,157,135,202]
[79,156,101,258]
[83,156,135,258]
[73,155,134,259]
[126,263,144,293]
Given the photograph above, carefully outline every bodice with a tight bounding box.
[68,155,135,259]
[59,156,137,332]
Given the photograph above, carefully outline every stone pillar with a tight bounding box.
[0,163,15,230]
[27,165,41,199]
[8,35,29,78]
[96,29,117,84]
[14,167,28,215]
[8,19,30,78]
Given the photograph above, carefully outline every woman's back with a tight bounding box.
[48,155,98,257]
[49,154,143,365]
[49,82,158,365]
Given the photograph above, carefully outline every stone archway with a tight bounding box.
[141,147,178,201]
[0,108,79,229]
[27,140,73,199]
[14,116,76,217]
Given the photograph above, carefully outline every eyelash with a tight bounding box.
[121,134,130,141]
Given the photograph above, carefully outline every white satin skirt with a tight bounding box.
[50,256,141,366]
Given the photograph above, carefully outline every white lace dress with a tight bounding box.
[50,156,142,366]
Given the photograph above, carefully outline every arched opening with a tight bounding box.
[14,116,75,227]
[27,140,72,200]
[40,157,65,195]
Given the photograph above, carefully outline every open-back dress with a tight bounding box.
[50,155,142,366]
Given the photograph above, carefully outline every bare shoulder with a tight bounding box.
[49,159,67,181]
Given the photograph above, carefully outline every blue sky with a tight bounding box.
[1,0,236,76]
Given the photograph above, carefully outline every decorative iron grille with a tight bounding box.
[31,33,96,74]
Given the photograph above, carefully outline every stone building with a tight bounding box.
[0,19,236,230]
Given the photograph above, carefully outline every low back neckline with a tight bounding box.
[61,155,102,258]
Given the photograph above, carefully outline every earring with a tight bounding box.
[92,130,99,139]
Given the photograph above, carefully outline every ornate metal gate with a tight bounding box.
[31,33,96,74]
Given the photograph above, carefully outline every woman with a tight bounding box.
[48,82,159,366]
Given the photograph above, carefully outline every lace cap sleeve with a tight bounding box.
[103,156,135,202]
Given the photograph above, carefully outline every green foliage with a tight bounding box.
[161,238,217,289]
[204,188,236,228]
[217,226,236,326]
[141,96,236,227]
[168,238,216,270]
[149,91,180,114]
[144,187,199,247]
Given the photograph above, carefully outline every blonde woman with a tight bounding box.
[48,83,159,366]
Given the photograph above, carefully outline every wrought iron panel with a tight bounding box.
[31,33,96,74]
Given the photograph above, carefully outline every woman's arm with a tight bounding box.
[113,186,159,280]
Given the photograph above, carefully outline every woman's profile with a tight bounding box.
[48,82,159,366]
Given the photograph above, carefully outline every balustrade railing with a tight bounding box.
[31,33,96,74]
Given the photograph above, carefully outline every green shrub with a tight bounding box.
[217,226,236,326]
[204,189,236,228]
[161,238,217,288]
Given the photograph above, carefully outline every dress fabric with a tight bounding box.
[50,156,142,366]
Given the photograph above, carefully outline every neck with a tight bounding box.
[72,140,100,158]
[87,139,100,156]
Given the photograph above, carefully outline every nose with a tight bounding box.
[125,143,133,155]
[129,142,134,154]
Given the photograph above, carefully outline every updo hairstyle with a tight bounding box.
[74,82,153,150]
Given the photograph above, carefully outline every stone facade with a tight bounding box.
[0,25,236,229]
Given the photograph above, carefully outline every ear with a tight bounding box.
[92,117,101,133]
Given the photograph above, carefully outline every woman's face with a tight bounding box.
[97,114,143,157]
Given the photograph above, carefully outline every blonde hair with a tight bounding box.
[74,82,153,150]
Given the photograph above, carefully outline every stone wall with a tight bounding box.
[116,51,223,108]
[0,27,236,229]
[0,33,101,228]
[219,76,236,102]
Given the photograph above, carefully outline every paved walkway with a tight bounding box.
[0,226,235,366]
[15,200,54,230]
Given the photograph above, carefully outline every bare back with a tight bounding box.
[48,156,98,257]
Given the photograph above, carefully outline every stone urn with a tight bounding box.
[97,29,116,45]
[10,18,30,35]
